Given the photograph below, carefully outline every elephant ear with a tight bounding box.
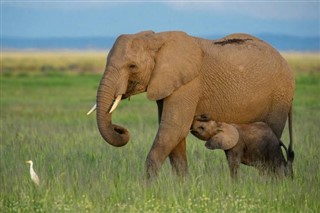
[209,123,239,150]
[146,32,203,101]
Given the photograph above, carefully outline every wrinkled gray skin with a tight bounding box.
[94,30,294,180]
[191,115,293,179]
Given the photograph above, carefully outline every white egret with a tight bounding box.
[25,160,40,186]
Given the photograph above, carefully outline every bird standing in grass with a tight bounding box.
[25,160,40,186]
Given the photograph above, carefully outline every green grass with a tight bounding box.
[1,52,320,212]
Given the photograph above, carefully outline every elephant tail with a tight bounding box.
[279,140,288,155]
[286,105,295,179]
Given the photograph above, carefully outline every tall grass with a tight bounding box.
[2,51,107,74]
[1,52,319,212]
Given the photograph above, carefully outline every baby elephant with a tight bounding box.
[191,115,293,179]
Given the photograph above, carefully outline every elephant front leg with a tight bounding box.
[145,123,192,180]
[146,79,200,180]
[169,138,188,177]
[225,151,240,179]
[157,100,188,177]
[145,114,194,180]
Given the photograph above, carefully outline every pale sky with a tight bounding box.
[2,1,319,38]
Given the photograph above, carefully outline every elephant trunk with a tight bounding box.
[96,68,130,147]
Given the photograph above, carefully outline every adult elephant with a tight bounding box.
[87,31,295,179]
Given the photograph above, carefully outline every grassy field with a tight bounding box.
[1,52,319,212]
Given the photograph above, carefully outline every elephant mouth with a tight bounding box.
[191,130,209,142]
[190,130,199,137]
[123,81,145,99]
[122,94,131,99]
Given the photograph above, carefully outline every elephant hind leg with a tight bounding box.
[169,138,188,177]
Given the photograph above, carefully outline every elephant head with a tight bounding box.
[191,114,217,141]
[89,31,203,147]
[191,115,239,150]
[205,122,239,150]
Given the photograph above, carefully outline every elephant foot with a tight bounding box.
[145,137,189,183]
[145,157,161,183]
[170,159,188,177]
[144,158,188,185]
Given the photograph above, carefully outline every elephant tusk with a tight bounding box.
[109,95,122,113]
[86,103,97,115]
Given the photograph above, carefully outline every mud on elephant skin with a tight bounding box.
[191,114,294,179]
[87,30,295,180]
